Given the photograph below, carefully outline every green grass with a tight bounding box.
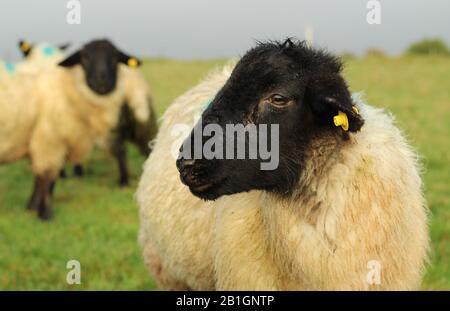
[0,56,449,290]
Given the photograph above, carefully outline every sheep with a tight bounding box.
[17,40,158,185]
[0,39,142,220]
[137,39,429,290]
[0,41,68,82]
[106,66,158,186]
[91,65,158,186]
[18,40,69,67]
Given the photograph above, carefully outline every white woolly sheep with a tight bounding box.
[16,40,157,185]
[0,41,67,81]
[18,40,68,67]
[0,39,141,220]
[94,65,158,186]
[137,40,429,290]
[12,39,157,185]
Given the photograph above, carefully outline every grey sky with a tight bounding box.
[0,0,449,61]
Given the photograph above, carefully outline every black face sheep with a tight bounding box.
[17,39,158,186]
[137,39,429,290]
[94,64,158,186]
[0,39,140,220]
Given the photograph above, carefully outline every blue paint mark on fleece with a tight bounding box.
[351,92,366,108]
[200,96,215,114]
[42,46,56,56]
[3,62,16,73]
[351,92,363,103]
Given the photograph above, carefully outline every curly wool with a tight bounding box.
[137,64,429,290]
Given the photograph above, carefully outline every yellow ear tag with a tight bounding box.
[352,106,359,114]
[128,58,139,68]
[21,42,31,52]
[333,111,349,131]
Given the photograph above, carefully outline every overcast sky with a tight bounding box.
[0,0,449,60]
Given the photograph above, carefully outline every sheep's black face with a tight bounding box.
[177,39,364,201]
[58,39,141,95]
[79,41,121,95]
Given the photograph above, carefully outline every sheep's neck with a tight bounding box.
[65,67,123,138]
[258,132,348,285]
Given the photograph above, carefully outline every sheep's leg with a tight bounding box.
[59,168,67,179]
[26,177,40,210]
[73,164,84,177]
[49,180,56,196]
[117,148,129,187]
[28,130,65,220]
[111,138,129,187]
[36,175,55,221]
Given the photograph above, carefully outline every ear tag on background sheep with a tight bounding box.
[20,42,31,53]
[333,111,349,131]
[128,58,139,68]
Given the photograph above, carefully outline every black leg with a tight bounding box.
[59,168,67,179]
[36,175,54,221]
[73,164,84,177]
[26,177,40,210]
[111,138,129,187]
[50,180,56,196]
[117,148,129,187]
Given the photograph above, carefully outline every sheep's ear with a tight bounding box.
[307,74,364,132]
[117,50,142,68]
[58,42,71,51]
[18,40,33,57]
[58,51,81,67]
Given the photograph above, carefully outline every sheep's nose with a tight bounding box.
[99,72,108,83]
[182,159,196,167]
[203,114,221,125]
[176,158,196,171]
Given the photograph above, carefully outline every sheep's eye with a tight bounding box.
[269,94,290,107]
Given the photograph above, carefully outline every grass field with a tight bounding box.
[0,55,449,290]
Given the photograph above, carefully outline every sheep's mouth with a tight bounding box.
[87,79,117,96]
[91,85,115,95]
[182,175,227,200]
[178,160,228,199]
[190,182,215,193]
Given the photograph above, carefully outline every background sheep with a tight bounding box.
[18,40,69,67]
[0,41,68,82]
[94,65,158,186]
[18,39,158,186]
[138,40,429,290]
[108,66,158,186]
[54,64,158,185]
[0,39,141,220]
